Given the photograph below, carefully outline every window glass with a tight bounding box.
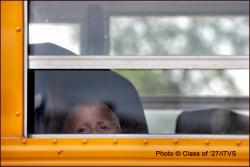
[115,69,249,134]
[111,16,249,56]
[29,23,80,55]
[28,1,249,56]
[27,1,249,136]
[28,70,249,135]
[114,70,249,96]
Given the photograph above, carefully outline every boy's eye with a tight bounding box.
[99,125,109,131]
[78,127,89,134]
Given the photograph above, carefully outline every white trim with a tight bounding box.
[29,134,249,139]
[24,1,28,138]
[29,56,249,69]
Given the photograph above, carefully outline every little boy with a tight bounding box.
[62,102,121,134]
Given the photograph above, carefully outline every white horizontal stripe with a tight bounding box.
[29,134,249,139]
[29,56,249,69]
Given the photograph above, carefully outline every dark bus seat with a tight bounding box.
[175,108,249,134]
[29,43,148,134]
[29,43,76,55]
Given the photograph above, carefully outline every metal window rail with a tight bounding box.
[141,96,249,110]
[29,56,249,69]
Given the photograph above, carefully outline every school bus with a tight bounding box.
[1,1,249,166]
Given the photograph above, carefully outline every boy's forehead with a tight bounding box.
[69,104,114,120]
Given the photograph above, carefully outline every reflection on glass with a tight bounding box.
[29,23,80,55]
[30,70,249,135]
[30,70,148,134]
[111,16,249,56]
[29,1,249,56]
[114,70,249,96]
[113,69,249,134]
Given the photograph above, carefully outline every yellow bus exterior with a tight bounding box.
[1,1,249,166]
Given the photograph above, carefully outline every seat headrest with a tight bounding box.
[175,108,249,134]
[29,42,76,55]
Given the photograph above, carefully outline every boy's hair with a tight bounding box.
[62,102,121,133]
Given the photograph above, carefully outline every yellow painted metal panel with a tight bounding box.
[1,138,249,166]
[0,1,249,166]
[1,1,24,136]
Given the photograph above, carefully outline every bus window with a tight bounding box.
[27,1,249,136]
[28,69,249,135]
[29,1,249,56]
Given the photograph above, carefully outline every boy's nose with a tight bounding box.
[89,129,100,134]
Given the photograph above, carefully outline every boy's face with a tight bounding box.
[63,104,121,134]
